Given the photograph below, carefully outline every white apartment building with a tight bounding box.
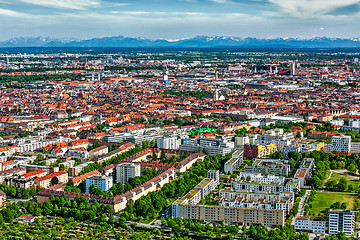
[116,163,141,184]
[207,170,220,185]
[232,179,300,194]
[180,137,234,155]
[351,142,360,153]
[331,135,351,154]
[89,145,108,158]
[283,145,300,160]
[85,175,113,194]
[237,172,285,185]
[172,189,202,218]
[194,178,217,199]
[157,136,180,150]
[235,136,249,146]
[328,209,355,236]
[294,217,326,234]
[68,148,89,159]
[224,150,243,174]
[125,133,162,145]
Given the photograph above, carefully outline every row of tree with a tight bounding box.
[0,74,83,83]
[78,145,143,175]
[0,184,40,199]
[164,90,213,100]
[163,217,309,240]
[122,154,231,220]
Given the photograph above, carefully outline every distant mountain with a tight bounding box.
[0,37,77,47]
[1,35,360,48]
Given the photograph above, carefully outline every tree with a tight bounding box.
[108,215,115,224]
[288,151,301,162]
[336,178,348,191]
[311,175,323,189]
[160,150,166,160]
[43,201,53,215]
[347,163,358,174]
[325,180,337,191]
[118,216,126,226]
[141,141,149,150]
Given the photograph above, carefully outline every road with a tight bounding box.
[292,189,311,225]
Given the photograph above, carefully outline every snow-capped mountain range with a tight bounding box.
[1,35,360,48]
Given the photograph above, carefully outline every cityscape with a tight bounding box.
[0,50,358,239]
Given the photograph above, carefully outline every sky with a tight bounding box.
[0,0,360,41]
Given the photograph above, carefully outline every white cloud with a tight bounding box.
[269,0,360,18]
[210,0,233,3]
[0,8,29,17]
[18,0,100,10]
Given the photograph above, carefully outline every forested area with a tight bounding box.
[0,194,114,224]
[0,184,41,199]
[78,146,143,175]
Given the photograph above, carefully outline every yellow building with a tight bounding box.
[257,143,277,158]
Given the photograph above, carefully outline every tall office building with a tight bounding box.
[290,62,296,76]
[328,209,354,235]
[85,175,113,194]
[116,163,141,184]
[331,135,351,154]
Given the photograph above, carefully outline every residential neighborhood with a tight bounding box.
[0,51,359,239]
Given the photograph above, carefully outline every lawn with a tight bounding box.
[306,192,359,218]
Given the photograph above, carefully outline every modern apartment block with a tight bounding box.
[102,133,129,143]
[294,217,326,234]
[174,204,284,227]
[283,145,300,160]
[116,163,141,184]
[244,143,277,159]
[219,188,294,213]
[231,178,300,194]
[224,150,243,174]
[193,178,217,199]
[85,175,113,194]
[207,170,220,185]
[237,172,285,185]
[234,136,249,146]
[328,209,355,236]
[244,159,290,176]
[157,136,180,150]
[172,170,288,227]
[125,133,162,145]
[180,137,234,155]
[331,135,351,155]
[293,158,314,187]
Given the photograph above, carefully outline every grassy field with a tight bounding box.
[306,192,359,218]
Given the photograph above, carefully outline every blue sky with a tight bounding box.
[0,0,360,40]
